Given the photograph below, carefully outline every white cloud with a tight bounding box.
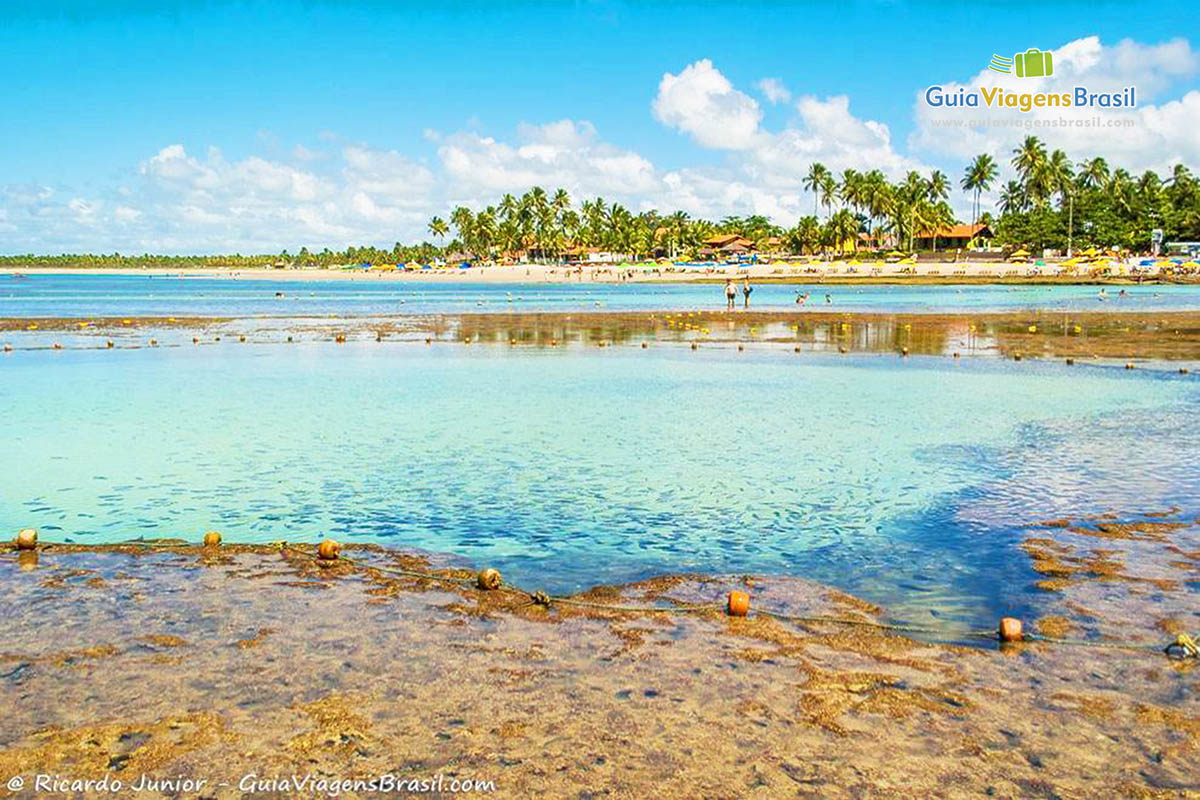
[652,59,764,150]
[437,119,659,196]
[756,77,791,105]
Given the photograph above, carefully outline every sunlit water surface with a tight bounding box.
[3,343,1198,631]
[6,273,1200,316]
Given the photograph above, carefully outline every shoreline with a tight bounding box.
[3,264,1197,285]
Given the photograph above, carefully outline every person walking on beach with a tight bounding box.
[742,278,753,309]
[725,279,736,310]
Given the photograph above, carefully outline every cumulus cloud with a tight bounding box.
[756,77,791,105]
[437,119,659,196]
[652,59,764,150]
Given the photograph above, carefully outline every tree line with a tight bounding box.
[2,136,1197,269]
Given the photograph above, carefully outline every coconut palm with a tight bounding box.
[961,153,998,232]
[803,163,832,217]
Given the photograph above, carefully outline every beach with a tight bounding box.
[2,260,1193,285]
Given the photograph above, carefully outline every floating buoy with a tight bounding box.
[316,539,341,561]
[1066,357,1075,365]
[15,528,38,550]
[203,531,222,547]
[476,568,503,591]
[727,591,750,617]
[998,617,1023,642]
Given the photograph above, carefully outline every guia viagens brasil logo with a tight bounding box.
[924,47,1136,112]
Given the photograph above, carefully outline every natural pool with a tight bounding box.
[2,342,1197,633]
[6,273,1200,316]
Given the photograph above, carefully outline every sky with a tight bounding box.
[1,0,1198,254]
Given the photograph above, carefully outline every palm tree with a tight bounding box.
[803,163,831,217]
[427,216,448,246]
[1078,157,1109,190]
[998,181,1026,215]
[1012,136,1049,207]
[961,153,998,233]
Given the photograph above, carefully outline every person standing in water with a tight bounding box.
[724,279,736,310]
[742,278,753,308]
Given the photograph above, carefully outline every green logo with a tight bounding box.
[988,48,1054,78]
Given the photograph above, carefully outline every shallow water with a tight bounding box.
[3,343,1197,631]
[5,273,1200,316]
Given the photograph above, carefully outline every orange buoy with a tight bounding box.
[998,617,1023,642]
[316,539,341,561]
[476,568,503,591]
[727,591,750,617]
[15,528,38,551]
[203,531,222,547]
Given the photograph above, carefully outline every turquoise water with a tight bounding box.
[2,343,1197,629]
[5,273,1200,316]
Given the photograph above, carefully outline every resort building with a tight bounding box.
[913,223,992,251]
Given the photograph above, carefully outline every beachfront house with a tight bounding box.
[699,233,756,259]
[913,223,992,251]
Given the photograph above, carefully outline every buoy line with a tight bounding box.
[6,530,1197,660]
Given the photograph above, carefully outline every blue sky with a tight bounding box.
[2,1,1198,252]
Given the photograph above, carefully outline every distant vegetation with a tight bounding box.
[2,136,1197,269]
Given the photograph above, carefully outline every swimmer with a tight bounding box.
[825,293,832,304]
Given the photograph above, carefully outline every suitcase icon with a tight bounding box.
[1014,48,1053,78]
